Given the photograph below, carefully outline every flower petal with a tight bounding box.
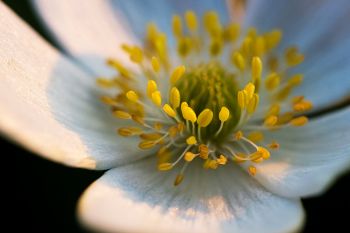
[32,0,137,75]
[111,0,230,43]
[78,158,304,233]
[244,0,350,111]
[0,3,143,170]
[247,107,350,198]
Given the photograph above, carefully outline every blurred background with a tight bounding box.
[1,0,350,232]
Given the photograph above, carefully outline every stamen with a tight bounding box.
[98,10,311,186]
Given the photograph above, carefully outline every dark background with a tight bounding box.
[2,1,350,232]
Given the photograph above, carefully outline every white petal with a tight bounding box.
[78,158,304,233]
[111,0,230,44]
[0,3,143,170]
[247,107,350,198]
[244,0,350,111]
[32,0,137,76]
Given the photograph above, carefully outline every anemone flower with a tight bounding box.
[1,0,350,233]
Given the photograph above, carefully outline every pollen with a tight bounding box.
[98,9,312,186]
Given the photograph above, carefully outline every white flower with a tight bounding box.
[0,1,350,233]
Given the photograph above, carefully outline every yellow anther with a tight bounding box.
[265,30,282,50]
[151,56,160,73]
[96,78,115,88]
[126,90,139,102]
[247,131,264,143]
[253,36,266,56]
[181,102,188,114]
[174,174,184,186]
[129,46,143,63]
[204,159,218,169]
[172,15,183,38]
[158,163,173,171]
[203,11,221,37]
[244,82,256,99]
[112,110,131,119]
[147,80,158,98]
[288,74,304,86]
[106,59,130,78]
[241,37,252,57]
[289,116,308,126]
[257,147,270,160]
[100,96,117,105]
[293,100,313,112]
[237,90,246,109]
[199,144,209,159]
[278,112,294,124]
[146,22,158,42]
[140,133,163,141]
[266,104,281,117]
[247,93,259,114]
[157,147,171,163]
[234,131,243,140]
[131,115,145,125]
[186,136,197,145]
[138,140,157,149]
[210,39,223,56]
[184,152,197,162]
[185,10,198,33]
[197,109,214,127]
[249,152,263,161]
[151,91,162,106]
[177,37,192,57]
[285,47,304,66]
[170,65,186,85]
[265,73,280,90]
[182,106,197,123]
[170,87,180,109]
[223,23,240,42]
[264,115,278,127]
[218,107,230,122]
[217,155,227,165]
[232,52,245,72]
[118,127,143,137]
[248,165,257,176]
[252,57,262,82]
[268,141,280,150]
[163,104,177,117]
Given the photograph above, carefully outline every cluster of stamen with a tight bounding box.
[98,10,312,186]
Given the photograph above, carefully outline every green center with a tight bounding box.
[175,62,240,143]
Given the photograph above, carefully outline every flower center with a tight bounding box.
[97,10,312,186]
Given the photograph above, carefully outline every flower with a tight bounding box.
[0,1,349,233]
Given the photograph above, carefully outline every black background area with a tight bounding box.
[2,1,350,232]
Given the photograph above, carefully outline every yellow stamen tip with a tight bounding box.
[197,109,214,127]
[252,56,262,82]
[184,152,197,162]
[199,144,209,159]
[126,90,139,102]
[151,56,160,73]
[112,110,131,119]
[185,10,198,32]
[170,87,180,109]
[289,116,308,127]
[174,174,184,186]
[170,65,186,85]
[151,91,162,106]
[219,106,230,122]
[264,115,278,127]
[234,131,243,140]
[231,52,245,72]
[217,155,227,165]
[186,136,197,145]
[182,106,197,123]
[248,166,257,176]
[163,104,177,118]
[147,80,158,98]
